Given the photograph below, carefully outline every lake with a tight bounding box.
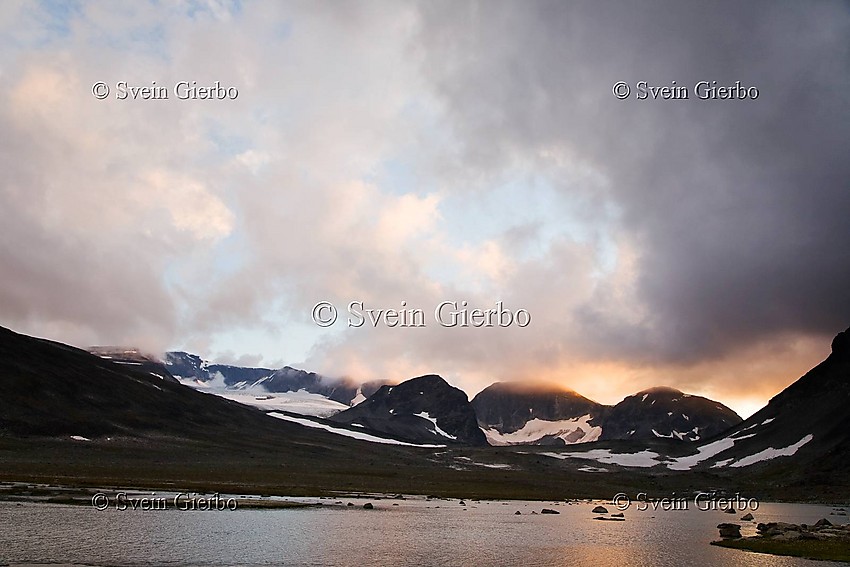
[1,496,846,566]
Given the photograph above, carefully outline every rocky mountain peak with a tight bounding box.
[331,374,486,445]
[831,327,850,357]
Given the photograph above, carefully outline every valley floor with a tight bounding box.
[1,435,848,504]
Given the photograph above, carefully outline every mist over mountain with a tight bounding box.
[164,351,386,406]
[471,381,740,446]
[472,382,605,445]
[88,347,179,384]
[124,350,744,447]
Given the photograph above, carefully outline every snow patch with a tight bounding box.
[482,415,602,446]
[667,437,737,470]
[414,412,457,440]
[267,413,445,447]
[729,434,814,468]
[735,422,759,435]
[350,387,366,406]
[177,377,348,417]
[578,466,609,473]
[667,433,756,470]
[540,449,661,468]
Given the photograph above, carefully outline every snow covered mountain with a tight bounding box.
[471,382,605,445]
[470,381,740,446]
[330,374,488,446]
[164,351,387,413]
[165,351,273,389]
[599,386,742,442]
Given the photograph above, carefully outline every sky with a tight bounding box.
[1,1,848,418]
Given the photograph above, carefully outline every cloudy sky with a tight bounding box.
[1,1,848,417]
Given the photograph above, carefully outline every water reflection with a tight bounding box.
[0,499,844,566]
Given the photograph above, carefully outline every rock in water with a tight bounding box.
[724,507,736,514]
[363,502,374,509]
[541,508,560,514]
[592,506,609,514]
[741,513,754,521]
[717,523,742,539]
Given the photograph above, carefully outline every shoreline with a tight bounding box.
[2,480,848,510]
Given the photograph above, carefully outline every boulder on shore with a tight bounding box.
[717,523,742,539]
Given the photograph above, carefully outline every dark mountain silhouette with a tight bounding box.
[673,327,850,489]
[600,386,742,442]
[471,381,740,446]
[89,347,179,384]
[0,326,372,444]
[472,381,605,445]
[331,374,487,446]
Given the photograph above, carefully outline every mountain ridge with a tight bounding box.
[330,374,488,446]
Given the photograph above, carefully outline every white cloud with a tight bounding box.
[0,2,844,417]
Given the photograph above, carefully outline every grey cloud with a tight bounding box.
[415,0,850,364]
[2,1,847,412]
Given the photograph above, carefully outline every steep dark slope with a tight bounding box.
[89,347,179,384]
[680,327,850,487]
[0,326,377,447]
[331,374,487,446]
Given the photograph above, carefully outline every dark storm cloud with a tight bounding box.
[415,0,850,363]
